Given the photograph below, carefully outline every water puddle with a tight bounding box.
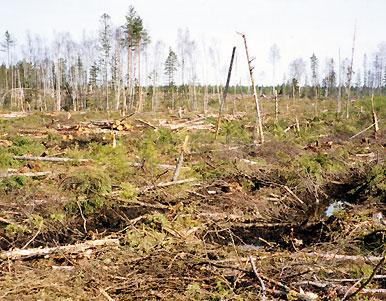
[325,201,345,217]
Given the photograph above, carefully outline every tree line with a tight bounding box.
[1,5,385,112]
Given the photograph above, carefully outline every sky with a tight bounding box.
[1,0,385,85]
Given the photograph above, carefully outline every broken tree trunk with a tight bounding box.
[274,89,279,123]
[345,24,356,119]
[215,46,236,140]
[370,93,380,138]
[172,135,190,181]
[238,32,264,144]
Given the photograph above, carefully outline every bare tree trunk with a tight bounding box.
[127,47,133,110]
[115,43,122,111]
[337,48,342,114]
[172,135,189,181]
[151,74,157,112]
[371,93,380,138]
[17,69,24,111]
[192,81,197,111]
[203,85,208,115]
[239,33,264,144]
[55,60,61,111]
[215,46,236,140]
[274,88,279,123]
[346,25,356,119]
[137,42,143,112]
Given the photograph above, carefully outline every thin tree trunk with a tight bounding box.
[215,46,236,140]
[371,93,380,137]
[115,44,122,111]
[137,42,143,112]
[172,135,189,181]
[274,88,279,123]
[346,25,356,119]
[337,48,342,114]
[56,60,61,111]
[203,85,208,115]
[239,33,264,144]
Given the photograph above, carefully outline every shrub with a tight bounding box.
[62,168,112,215]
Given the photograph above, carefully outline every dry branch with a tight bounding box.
[349,123,376,140]
[99,288,116,301]
[248,256,267,301]
[0,238,120,261]
[283,185,304,205]
[342,255,385,300]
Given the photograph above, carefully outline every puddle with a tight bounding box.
[325,201,345,217]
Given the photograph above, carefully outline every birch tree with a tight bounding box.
[269,44,281,86]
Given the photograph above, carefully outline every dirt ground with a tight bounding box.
[0,102,385,300]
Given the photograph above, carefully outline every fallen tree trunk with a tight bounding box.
[128,162,190,171]
[1,171,52,178]
[0,238,120,261]
[141,178,197,193]
[14,155,90,163]
[302,252,383,263]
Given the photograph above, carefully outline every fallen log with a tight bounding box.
[135,118,157,129]
[0,238,120,261]
[128,162,190,171]
[302,252,383,263]
[14,155,90,163]
[141,178,198,193]
[112,178,198,197]
[0,112,29,119]
[1,171,52,178]
[293,281,386,300]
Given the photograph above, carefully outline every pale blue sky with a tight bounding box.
[1,0,385,84]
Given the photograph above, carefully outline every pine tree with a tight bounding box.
[89,63,99,91]
[164,48,178,87]
[122,6,150,112]
[310,53,319,98]
[1,31,15,67]
[1,31,15,107]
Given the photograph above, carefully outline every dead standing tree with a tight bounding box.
[215,46,236,140]
[238,32,264,144]
[345,25,356,119]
